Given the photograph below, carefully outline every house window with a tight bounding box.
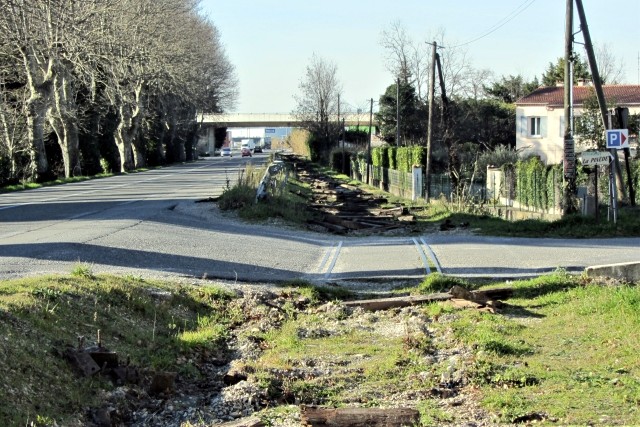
[530,117,541,137]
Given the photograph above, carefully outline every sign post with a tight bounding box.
[579,151,613,221]
[604,128,628,224]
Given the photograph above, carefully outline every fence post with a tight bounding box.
[412,166,422,201]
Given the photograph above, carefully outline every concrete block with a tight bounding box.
[585,261,640,283]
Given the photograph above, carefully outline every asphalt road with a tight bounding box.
[1,155,639,284]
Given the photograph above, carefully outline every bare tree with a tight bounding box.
[380,21,414,85]
[0,0,54,179]
[0,71,29,182]
[293,54,342,161]
[380,21,430,100]
[594,43,625,84]
[0,0,238,180]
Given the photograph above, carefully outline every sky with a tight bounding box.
[201,0,640,114]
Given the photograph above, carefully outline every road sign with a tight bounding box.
[265,128,276,134]
[606,129,629,149]
[579,151,613,166]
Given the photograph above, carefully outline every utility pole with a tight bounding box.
[563,0,576,214]
[367,98,373,184]
[337,93,340,135]
[574,0,618,222]
[341,117,345,174]
[396,77,400,146]
[425,41,437,202]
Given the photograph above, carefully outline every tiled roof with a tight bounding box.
[515,85,640,107]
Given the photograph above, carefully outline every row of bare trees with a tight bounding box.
[0,0,236,184]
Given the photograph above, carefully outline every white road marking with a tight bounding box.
[412,237,431,274]
[323,241,343,279]
[420,237,442,274]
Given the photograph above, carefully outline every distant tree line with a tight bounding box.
[0,0,237,185]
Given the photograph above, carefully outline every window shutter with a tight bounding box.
[520,116,527,136]
[559,116,565,137]
[540,117,547,137]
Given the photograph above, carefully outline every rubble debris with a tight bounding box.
[149,371,177,395]
[62,333,141,385]
[280,155,417,235]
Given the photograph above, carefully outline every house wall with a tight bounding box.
[515,106,565,164]
[517,104,640,165]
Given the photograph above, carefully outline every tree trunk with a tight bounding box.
[115,109,135,172]
[129,81,146,169]
[131,138,146,169]
[26,99,50,180]
[49,71,81,178]
[21,48,53,181]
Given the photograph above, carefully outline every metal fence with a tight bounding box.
[365,165,485,201]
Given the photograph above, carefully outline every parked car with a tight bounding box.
[221,147,232,157]
[253,145,263,153]
[241,147,252,157]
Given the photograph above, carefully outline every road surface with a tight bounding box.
[1,156,639,284]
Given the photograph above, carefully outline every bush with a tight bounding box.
[329,147,353,175]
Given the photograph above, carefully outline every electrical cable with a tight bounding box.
[444,0,537,49]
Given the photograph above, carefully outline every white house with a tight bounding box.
[515,84,640,164]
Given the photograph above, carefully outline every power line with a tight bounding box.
[444,0,537,49]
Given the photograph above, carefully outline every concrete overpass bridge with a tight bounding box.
[197,113,379,154]
[198,112,377,128]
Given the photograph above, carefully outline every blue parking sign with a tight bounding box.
[606,129,629,149]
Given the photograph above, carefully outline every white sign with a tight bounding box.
[579,151,613,166]
[606,129,629,149]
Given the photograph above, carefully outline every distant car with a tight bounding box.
[253,145,263,153]
[221,147,232,157]
[241,147,252,157]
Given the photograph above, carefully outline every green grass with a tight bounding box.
[436,208,640,238]
[3,266,640,425]
[0,274,239,426]
[441,271,640,424]
[1,173,113,193]
[0,165,160,194]
[217,166,316,225]
[250,311,434,406]
[322,165,640,238]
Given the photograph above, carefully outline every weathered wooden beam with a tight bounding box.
[301,406,419,427]
[344,293,452,311]
[218,417,265,427]
[343,287,514,312]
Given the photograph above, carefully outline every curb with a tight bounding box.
[585,261,640,283]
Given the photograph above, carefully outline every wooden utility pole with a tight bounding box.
[563,0,576,214]
[396,77,400,146]
[367,98,373,184]
[574,0,618,222]
[425,41,437,202]
[341,117,346,174]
